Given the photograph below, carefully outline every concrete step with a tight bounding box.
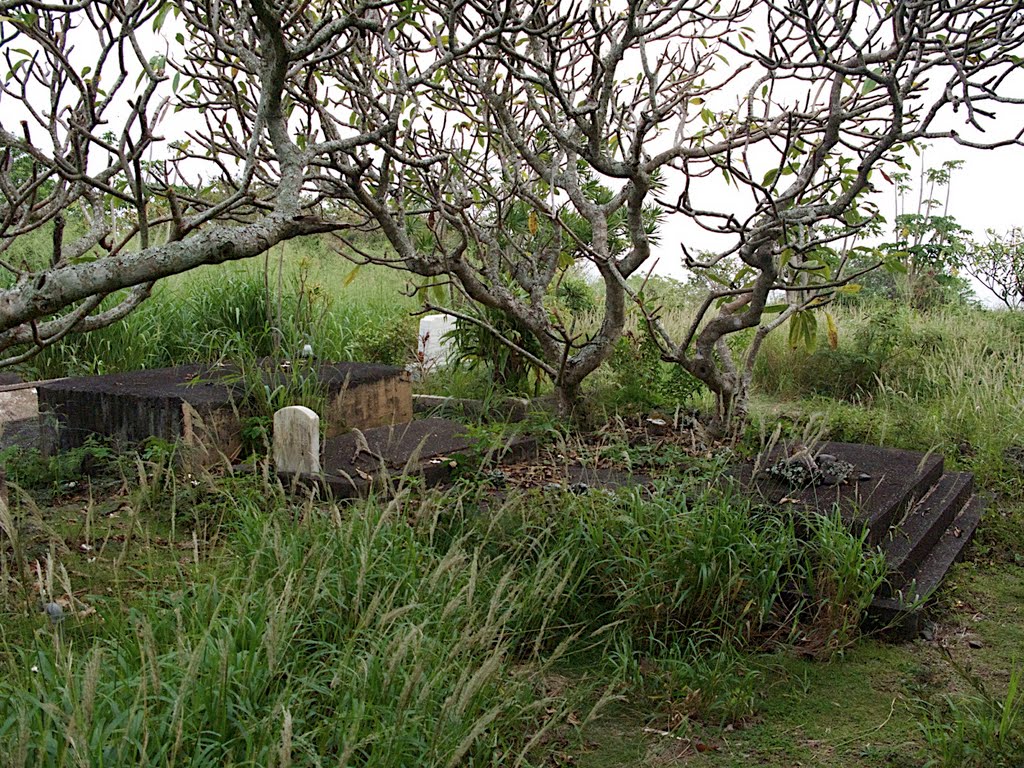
[850,447,945,545]
[878,471,974,594]
[868,494,984,640]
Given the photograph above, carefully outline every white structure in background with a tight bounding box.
[273,406,321,476]
[417,314,457,371]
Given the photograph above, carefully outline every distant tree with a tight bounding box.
[967,229,1024,309]
[879,159,976,308]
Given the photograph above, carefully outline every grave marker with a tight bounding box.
[417,314,456,370]
[273,406,321,476]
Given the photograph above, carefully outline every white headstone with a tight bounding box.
[417,314,457,369]
[273,406,321,475]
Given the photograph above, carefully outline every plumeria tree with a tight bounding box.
[0,0,1022,431]
[320,0,1024,424]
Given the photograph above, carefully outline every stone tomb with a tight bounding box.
[737,441,984,638]
[36,362,412,460]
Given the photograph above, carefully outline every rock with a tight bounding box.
[273,406,322,476]
[765,450,856,488]
[43,602,64,624]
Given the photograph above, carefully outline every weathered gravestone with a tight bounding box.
[417,314,456,370]
[273,406,321,476]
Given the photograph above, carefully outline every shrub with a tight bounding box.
[607,326,704,412]
[0,438,117,492]
[446,305,548,395]
[350,313,417,366]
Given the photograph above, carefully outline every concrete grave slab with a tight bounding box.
[735,441,943,545]
[287,417,534,498]
[0,378,46,452]
[36,361,412,461]
[0,386,37,425]
[736,441,982,639]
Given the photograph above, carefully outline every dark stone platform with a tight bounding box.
[37,362,412,459]
[737,441,981,640]
[283,418,535,498]
[735,442,944,546]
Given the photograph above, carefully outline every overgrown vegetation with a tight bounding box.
[1,233,1023,766]
[13,235,417,381]
[0,437,892,766]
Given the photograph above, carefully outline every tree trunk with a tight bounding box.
[706,378,750,440]
[554,380,582,420]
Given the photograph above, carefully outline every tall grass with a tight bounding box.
[0,483,595,767]
[18,237,419,380]
[751,302,1024,489]
[918,653,1024,768]
[1,462,888,762]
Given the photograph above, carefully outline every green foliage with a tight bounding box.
[871,159,977,310]
[759,303,906,400]
[350,313,417,366]
[17,238,417,379]
[617,632,762,726]
[555,273,597,314]
[753,303,1024,491]
[607,326,705,411]
[918,657,1023,767]
[446,305,547,395]
[239,416,272,458]
[787,309,819,352]
[0,438,116,491]
[890,213,971,274]
[478,479,886,651]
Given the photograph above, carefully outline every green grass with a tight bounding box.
[0,445,899,766]
[571,564,1024,768]
[1,475,596,766]
[15,234,420,380]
